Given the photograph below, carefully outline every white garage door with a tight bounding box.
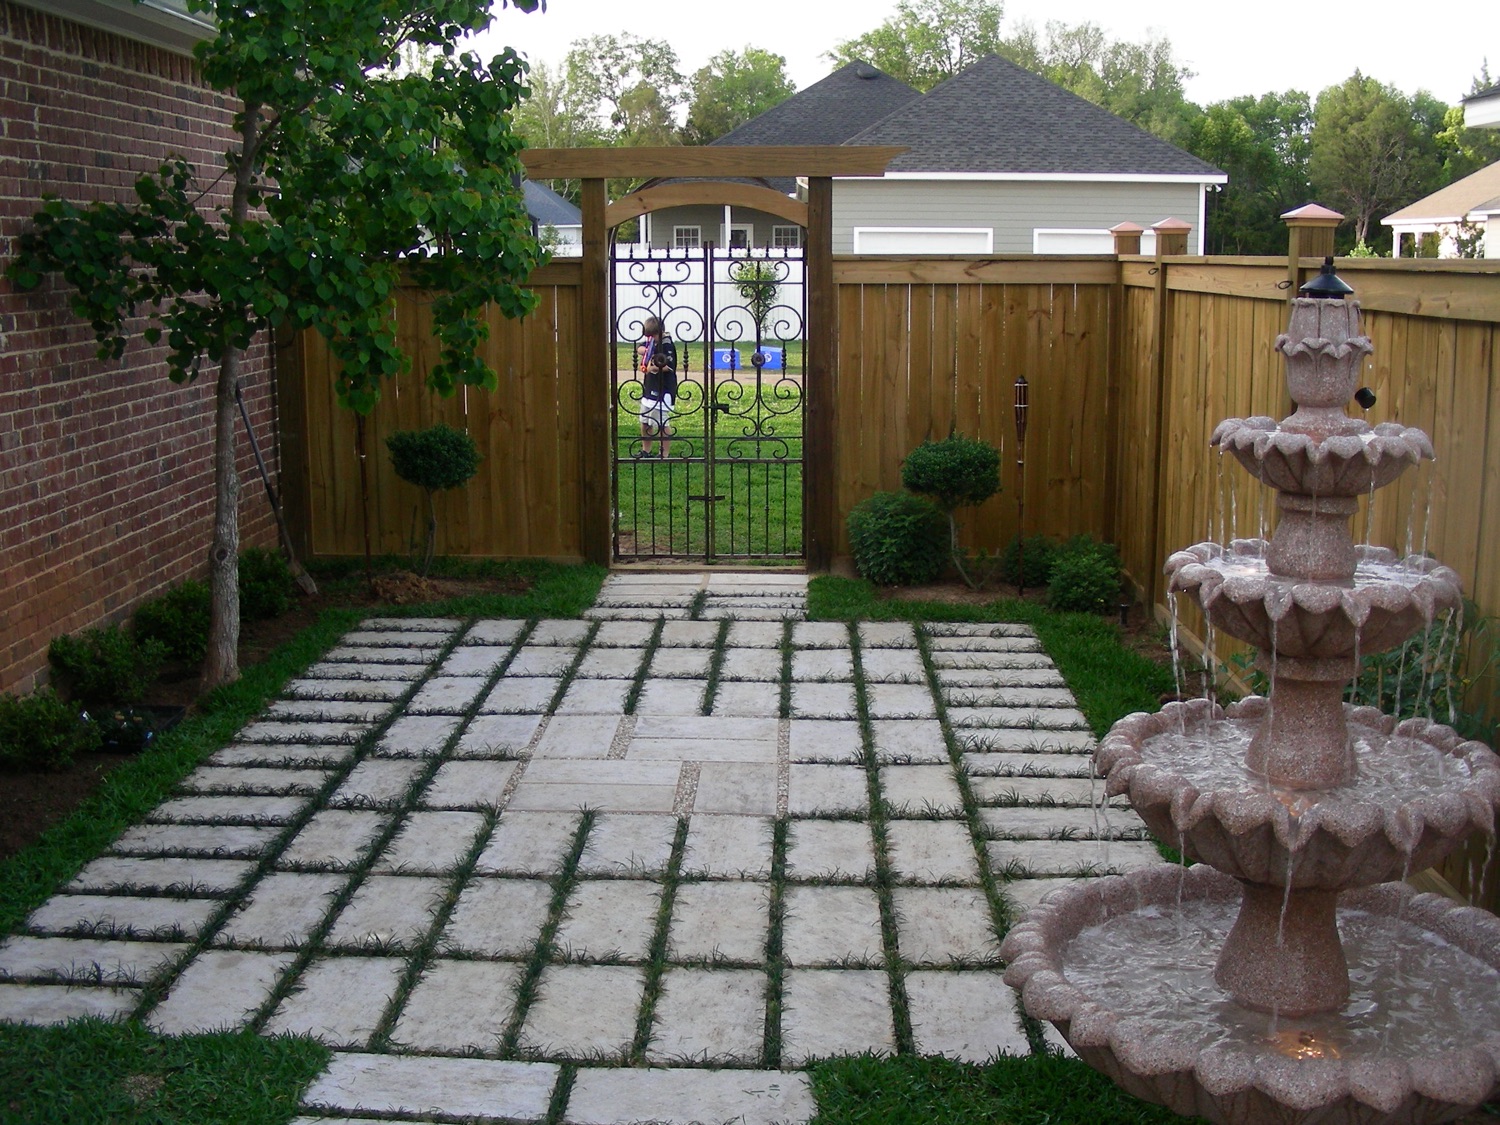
[852,227,994,254]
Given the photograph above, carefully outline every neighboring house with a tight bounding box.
[524,180,583,256]
[0,0,279,692]
[639,62,922,251]
[1382,161,1500,259]
[1462,82,1500,129]
[642,55,1225,255]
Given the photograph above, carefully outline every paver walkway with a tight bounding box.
[0,572,1160,1124]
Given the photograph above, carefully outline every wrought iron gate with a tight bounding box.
[610,241,805,562]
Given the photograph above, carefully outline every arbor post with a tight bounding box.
[1282,204,1344,298]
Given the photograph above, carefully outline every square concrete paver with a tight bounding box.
[679,816,772,879]
[512,762,680,815]
[575,648,648,678]
[441,878,553,956]
[649,649,713,678]
[150,795,307,824]
[330,760,425,807]
[636,680,708,715]
[880,764,965,816]
[373,811,488,874]
[519,964,645,1059]
[554,880,662,962]
[871,719,948,763]
[178,766,328,794]
[790,648,853,681]
[970,775,1119,807]
[110,823,281,858]
[979,806,1148,840]
[392,959,524,1052]
[788,682,857,719]
[264,955,406,1047]
[531,715,621,760]
[891,887,999,964]
[530,621,593,646]
[455,714,543,757]
[464,620,527,645]
[785,820,876,882]
[480,677,560,714]
[438,646,513,677]
[576,814,677,876]
[421,760,520,809]
[376,715,461,757]
[279,811,388,869]
[147,949,294,1034]
[719,649,783,681]
[905,970,1030,1061]
[781,969,894,1063]
[667,882,770,963]
[787,764,868,816]
[726,621,786,647]
[885,820,980,884]
[507,647,580,677]
[659,621,722,647]
[325,876,446,950]
[787,720,862,764]
[999,876,1093,917]
[694,762,776,815]
[0,935,187,984]
[0,983,138,1024]
[858,648,926,682]
[628,716,778,763]
[567,1066,812,1125]
[644,970,768,1065]
[986,839,1162,877]
[26,895,220,940]
[592,621,656,647]
[67,856,253,895]
[711,681,781,717]
[865,683,937,719]
[301,1053,558,1120]
[555,679,631,715]
[214,872,347,948]
[858,622,918,648]
[781,886,883,966]
[474,811,581,876]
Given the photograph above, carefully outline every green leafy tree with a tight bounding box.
[386,423,482,576]
[6,0,543,689]
[683,48,797,144]
[563,33,685,145]
[1191,91,1313,254]
[828,0,1004,91]
[728,260,781,339]
[1310,71,1444,249]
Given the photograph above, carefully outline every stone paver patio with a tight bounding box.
[0,571,1159,1123]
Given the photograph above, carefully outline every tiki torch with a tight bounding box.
[1013,374,1030,596]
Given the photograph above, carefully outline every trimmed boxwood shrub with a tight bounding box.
[134,581,212,664]
[0,689,100,771]
[847,491,948,586]
[1047,535,1124,614]
[900,434,1001,512]
[48,625,165,709]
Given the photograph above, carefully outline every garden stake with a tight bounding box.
[1013,373,1030,596]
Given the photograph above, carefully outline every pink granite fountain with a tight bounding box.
[1002,261,1500,1124]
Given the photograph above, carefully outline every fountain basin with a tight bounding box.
[1096,699,1500,890]
[1212,417,1433,498]
[1166,542,1463,659]
[1001,865,1500,1125]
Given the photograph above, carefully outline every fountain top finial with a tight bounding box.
[1299,256,1354,300]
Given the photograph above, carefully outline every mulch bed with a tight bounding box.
[0,569,529,863]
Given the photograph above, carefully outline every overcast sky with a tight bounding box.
[468,0,1493,108]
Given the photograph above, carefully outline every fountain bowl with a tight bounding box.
[1001,864,1500,1125]
[1212,417,1433,498]
[1095,699,1500,890]
[1166,542,1463,660]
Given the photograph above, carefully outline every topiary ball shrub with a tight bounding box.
[1047,535,1124,614]
[134,581,212,665]
[239,547,294,621]
[847,491,948,586]
[900,434,1001,512]
[48,625,166,710]
[386,423,482,493]
[1000,534,1059,590]
[0,688,101,772]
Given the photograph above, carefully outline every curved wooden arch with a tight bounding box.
[606,181,808,230]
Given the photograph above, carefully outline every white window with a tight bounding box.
[1031,228,1157,254]
[673,225,701,250]
[852,227,994,254]
[772,225,802,249]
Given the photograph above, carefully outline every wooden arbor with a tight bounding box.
[518,145,905,569]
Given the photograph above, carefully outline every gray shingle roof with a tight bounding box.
[844,54,1222,178]
[524,180,582,227]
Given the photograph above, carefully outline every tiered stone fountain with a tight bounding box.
[1002,263,1500,1124]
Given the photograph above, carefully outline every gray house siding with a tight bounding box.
[643,204,801,250]
[831,179,1206,254]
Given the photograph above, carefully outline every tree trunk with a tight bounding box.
[201,101,263,690]
[202,347,243,690]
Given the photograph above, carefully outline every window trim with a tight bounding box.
[673,225,702,249]
[771,225,803,248]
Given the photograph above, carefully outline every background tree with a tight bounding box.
[1435,67,1500,184]
[562,33,686,145]
[683,48,796,144]
[1190,91,1313,254]
[1309,71,1444,250]
[827,0,1004,91]
[7,0,543,689]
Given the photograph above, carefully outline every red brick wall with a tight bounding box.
[0,3,277,693]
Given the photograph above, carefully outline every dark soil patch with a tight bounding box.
[0,568,530,863]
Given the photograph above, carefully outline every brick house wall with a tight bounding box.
[0,2,278,693]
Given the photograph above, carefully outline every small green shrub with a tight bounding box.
[1000,534,1060,589]
[48,625,165,709]
[847,491,948,586]
[1047,535,1123,614]
[900,434,1001,512]
[134,580,211,664]
[386,423,481,493]
[239,547,294,621]
[0,689,100,771]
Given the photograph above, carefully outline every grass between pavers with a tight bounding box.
[0,1020,330,1125]
[807,577,1173,738]
[807,1053,1186,1125]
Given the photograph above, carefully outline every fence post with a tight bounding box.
[1281,204,1343,297]
[579,177,611,566]
[1110,221,1144,256]
[804,176,835,571]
